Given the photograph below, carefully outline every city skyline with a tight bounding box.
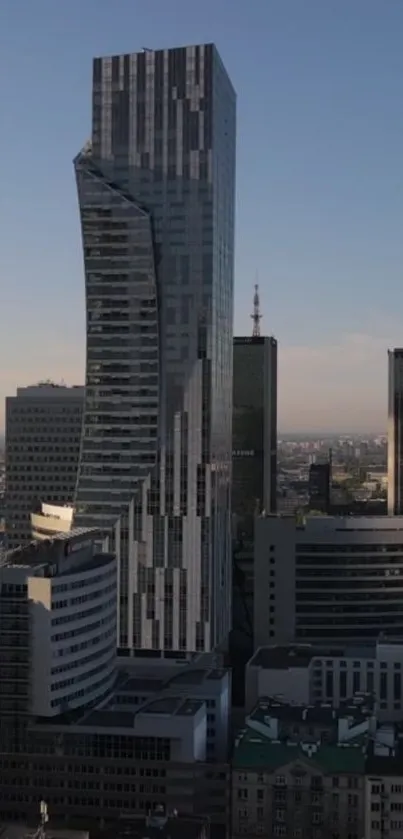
[1,0,402,433]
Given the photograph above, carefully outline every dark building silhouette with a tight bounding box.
[308,461,331,513]
[232,336,277,541]
[388,348,403,515]
[231,334,277,703]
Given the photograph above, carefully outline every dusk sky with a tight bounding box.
[1,0,402,432]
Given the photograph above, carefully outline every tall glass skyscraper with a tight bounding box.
[74,45,236,654]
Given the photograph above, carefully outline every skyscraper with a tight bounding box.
[232,336,277,540]
[5,383,84,549]
[388,348,403,515]
[308,460,331,513]
[74,45,236,654]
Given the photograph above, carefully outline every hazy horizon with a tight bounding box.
[1,0,402,433]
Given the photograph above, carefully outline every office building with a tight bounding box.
[388,349,403,514]
[308,461,330,513]
[0,529,117,737]
[5,384,84,549]
[231,333,277,698]
[246,641,403,722]
[365,757,403,839]
[73,44,236,654]
[232,335,277,539]
[0,532,230,833]
[254,514,403,648]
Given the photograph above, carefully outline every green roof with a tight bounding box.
[233,729,366,774]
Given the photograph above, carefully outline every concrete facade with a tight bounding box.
[254,514,403,648]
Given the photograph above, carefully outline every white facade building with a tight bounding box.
[246,641,403,722]
[0,529,117,716]
[255,514,403,648]
[74,44,236,654]
[5,383,84,549]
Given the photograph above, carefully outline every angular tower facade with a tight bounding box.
[74,45,236,653]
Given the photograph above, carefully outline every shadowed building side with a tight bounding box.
[388,348,403,515]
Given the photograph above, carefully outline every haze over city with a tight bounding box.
[1,0,402,432]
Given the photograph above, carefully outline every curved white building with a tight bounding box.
[0,529,117,717]
[31,503,74,541]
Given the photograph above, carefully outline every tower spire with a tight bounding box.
[251,284,262,337]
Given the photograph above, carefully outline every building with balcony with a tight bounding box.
[232,697,372,839]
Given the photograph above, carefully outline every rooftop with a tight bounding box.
[96,811,207,839]
[2,528,99,564]
[77,696,204,728]
[0,827,88,839]
[249,646,315,670]
[233,727,366,774]
[120,677,166,693]
[116,666,227,697]
[249,644,383,669]
[249,696,374,727]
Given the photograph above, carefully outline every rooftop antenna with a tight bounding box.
[251,283,262,337]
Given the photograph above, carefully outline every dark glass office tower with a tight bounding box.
[232,336,277,540]
[308,462,331,513]
[388,349,403,515]
[74,45,236,653]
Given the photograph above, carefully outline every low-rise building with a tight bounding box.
[246,642,403,722]
[254,514,403,647]
[232,697,373,839]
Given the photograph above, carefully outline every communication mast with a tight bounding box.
[251,284,262,337]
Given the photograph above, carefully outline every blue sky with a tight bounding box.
[0,0,402,432]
